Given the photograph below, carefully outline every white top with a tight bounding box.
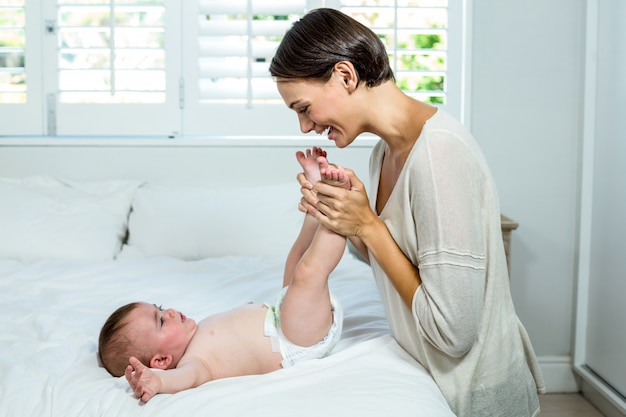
[368,109,545,416]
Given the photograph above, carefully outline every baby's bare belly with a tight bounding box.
[191,303,283,379]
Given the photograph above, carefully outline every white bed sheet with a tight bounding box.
[0,254,454,417]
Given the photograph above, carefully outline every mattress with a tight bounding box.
[0,254,454,417]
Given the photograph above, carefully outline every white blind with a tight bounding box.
[0,0,464,136]
[194,0,451,107]
[46,0,180,136]
[56,0,167,104]
[197,0,305,103]
[183,0,461,136]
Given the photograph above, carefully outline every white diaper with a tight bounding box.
[264,288,343,368]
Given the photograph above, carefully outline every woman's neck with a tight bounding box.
[364,82,437,155]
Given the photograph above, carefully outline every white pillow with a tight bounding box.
[120,183,305,260]
[0,176,141,262]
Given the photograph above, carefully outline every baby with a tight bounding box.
[98,147,350,402]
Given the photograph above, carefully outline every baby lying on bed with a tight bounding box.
[98,147,350,403]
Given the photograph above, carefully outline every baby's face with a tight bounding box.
[127,302,197,367]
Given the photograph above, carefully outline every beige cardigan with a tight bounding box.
[367,109,545,416]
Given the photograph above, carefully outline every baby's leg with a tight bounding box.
[280,224,346,347]
[280,147,347,346]
[282,147,327,287]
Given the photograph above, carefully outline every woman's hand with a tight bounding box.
[299,166,420,306]
[296,171,319,215]
[311,169,377,238]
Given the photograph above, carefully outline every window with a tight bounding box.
[0,0,467,137]
[57,0,167,104]
[182,0,304,136]
[1,0,44,134]
[342,0,449,105]
[0,0,25,104]
[340,0,465,124]
[40,0,179,136]
[195,1,301,104]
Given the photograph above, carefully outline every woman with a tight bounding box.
[270,8,545,417]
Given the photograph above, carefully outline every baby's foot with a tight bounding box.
[319,157,351,190]
[296,147,326,183]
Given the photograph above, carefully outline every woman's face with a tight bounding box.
[276,74,360,148]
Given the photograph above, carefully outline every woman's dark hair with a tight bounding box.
[269,8,394,87]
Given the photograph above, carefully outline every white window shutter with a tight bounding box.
[182,0,305,136]
[197,0,303,102]
[183,0,464,137]
[50,0,181,136]
[0,0,44,134]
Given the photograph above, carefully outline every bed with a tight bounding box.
[0,138,455,417]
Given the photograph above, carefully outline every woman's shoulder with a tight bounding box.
[423,108,467,134]
[418,109,477,153]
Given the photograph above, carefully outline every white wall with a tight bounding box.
[471,0,586,391]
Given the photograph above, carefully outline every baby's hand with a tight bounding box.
[125,356,162,402]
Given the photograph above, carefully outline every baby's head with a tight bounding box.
[99,302,197,377]
[99,302,147,377]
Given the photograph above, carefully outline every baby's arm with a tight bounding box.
[126,356,211,402]
[125,357,162,402]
